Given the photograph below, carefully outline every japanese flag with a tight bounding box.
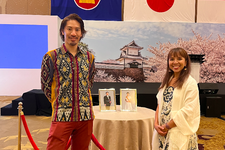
[197,0,225,23]
[124,0,196,22]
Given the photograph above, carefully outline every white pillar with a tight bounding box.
[191,62,201,83]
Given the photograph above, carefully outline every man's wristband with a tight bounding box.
[166,123,171,129]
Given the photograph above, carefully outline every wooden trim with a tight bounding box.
[195,0,198,23]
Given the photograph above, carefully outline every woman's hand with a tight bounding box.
[154,124,168,136]
[162,124,169,132]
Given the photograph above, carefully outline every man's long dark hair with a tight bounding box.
[60,13,87,41]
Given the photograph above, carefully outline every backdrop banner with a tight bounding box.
[51,0,122,20]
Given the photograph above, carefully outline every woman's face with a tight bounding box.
[169,53,186,76]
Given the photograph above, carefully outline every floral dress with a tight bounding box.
[158,86,198,150]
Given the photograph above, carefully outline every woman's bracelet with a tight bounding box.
[166,123,171,129]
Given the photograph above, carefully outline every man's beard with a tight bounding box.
[69,42,77,46]
[69,36,79,46]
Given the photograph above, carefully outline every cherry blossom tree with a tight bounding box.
[94,70,116,82]
[118,76,135,82]
[144,30,225,83]
[94,69,139,82]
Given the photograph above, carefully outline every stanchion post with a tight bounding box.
[18,102,23,150]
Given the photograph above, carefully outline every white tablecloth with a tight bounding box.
[91,105,155,150]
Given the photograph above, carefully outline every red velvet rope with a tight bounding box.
[65,137,71,150]
[65,134,106,150]
[91,134,106,150]
[21,114,105,150]
[20,114,39,150]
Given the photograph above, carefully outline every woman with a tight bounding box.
[125,92,133,110]
[152,47,200,150]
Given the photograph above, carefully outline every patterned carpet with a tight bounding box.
[0,115,51,150]
[197,115,225,150]
[0,97,225,150]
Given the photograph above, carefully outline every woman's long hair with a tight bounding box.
[159,47,191,90]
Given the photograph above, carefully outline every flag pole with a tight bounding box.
[195,0,198,23]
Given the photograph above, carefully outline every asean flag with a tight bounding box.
[51,0,122,21]
[124,0,196,22]
[197,0,225,23]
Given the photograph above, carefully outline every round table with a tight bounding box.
[90,105,155,150]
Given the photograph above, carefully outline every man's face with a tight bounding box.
[106,92,109,96]
[62,20,82,46]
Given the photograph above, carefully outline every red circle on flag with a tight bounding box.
[74,0,101,10]
[146,0,174,12]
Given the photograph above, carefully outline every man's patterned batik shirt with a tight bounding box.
[41,44,95,122]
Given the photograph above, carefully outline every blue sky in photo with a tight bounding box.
[82,21,225,62]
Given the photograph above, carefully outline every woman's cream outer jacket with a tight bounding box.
[152,75,200,150]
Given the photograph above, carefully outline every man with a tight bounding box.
[103,92,111,107]
[41,13,95,150]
